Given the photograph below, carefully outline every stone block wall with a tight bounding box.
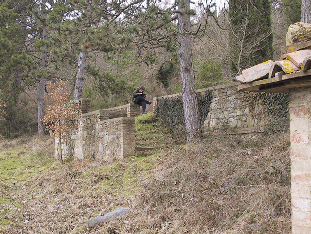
[204,83,268,134]
[153,82,276,134]
[56,102,140,162]
[95,117,135,161]
[74,110,99,160]
[289,87,311,233]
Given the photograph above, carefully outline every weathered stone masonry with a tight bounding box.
[203,83,269,133]
[57,102,140,162]
[59,82,275,161]
[153,82,281,134]
[58,82,287,162]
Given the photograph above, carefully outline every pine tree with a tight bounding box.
[0,2,36,137]
[177,0,202,140]
[282,0,301,24]
[46,0,144,102]
[229,0,273,75]
[129,0,203,141]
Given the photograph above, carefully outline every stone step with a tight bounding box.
[135,146,154,152]
[138,118,157,124]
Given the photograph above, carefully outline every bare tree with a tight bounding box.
[229,0,273,75]
[43,80,80,162]
[38,27,47,135]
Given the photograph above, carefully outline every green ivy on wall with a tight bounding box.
[259,93,289,132]
[155,91,213,133]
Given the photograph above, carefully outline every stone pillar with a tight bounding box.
[80,98,90,114]
[127,103,140,117]
[121,117,136,157]
[289,87,311,234]
[95,117,135,161]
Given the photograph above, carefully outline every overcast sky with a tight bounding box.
[193,0,228,17]
[164,0,228,10]
[180,0,228,15]
[215,0,226,8]
[208,0,228,12]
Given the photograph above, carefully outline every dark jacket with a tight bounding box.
[132,89,146,104]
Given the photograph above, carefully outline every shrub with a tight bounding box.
[196,60,223,89]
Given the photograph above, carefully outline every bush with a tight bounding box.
[196,60,223,89]
[156,61,176,88]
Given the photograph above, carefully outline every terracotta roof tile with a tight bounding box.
[301,55,311,72]
[236,60,273,83]
[282,49,311,67]
[269,59,299,78]
[236,49,311,84]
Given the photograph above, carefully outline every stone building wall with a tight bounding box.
[289,87,311,233]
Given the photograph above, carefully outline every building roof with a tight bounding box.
[237,41,311,93]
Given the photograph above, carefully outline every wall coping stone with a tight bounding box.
[154,82,240,100]
[81,103,140,120]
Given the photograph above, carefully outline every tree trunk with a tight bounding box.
[301,0,311,23]
[74,51,87,100]
[56,120,63,164]
[38,27,47,135]
[177,0,202,141]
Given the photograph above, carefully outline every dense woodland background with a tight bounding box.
[0,0,303,138]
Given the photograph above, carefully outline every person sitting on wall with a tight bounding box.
[132,86,152,114]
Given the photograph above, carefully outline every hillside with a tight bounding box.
[0,114,291,233]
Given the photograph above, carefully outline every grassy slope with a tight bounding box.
[0,114,291,233]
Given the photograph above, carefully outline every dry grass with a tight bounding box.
[0,117,291,233]
[111,132,291,234]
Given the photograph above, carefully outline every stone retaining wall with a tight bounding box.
[57,82,288,162]
[153,82,288,134]
[203,83,268,134]
[56,102,140,162]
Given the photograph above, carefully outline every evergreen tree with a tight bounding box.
[0,2,36,137]
[129,0,203,140]
[282,0,301,24]
[177,0,202,140]
[229,0,273,75]
[47,0,144,103]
